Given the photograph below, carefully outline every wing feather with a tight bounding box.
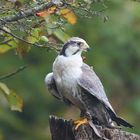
[45,73,62,100]
[78,63,115,113]
[45,73,72,104]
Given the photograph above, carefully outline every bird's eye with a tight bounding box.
[77,42,81,46]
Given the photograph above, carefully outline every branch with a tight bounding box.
[49,116,140,140]
[0,2,55,25]
[0,65,28,81]
[0,27,38,46]
[0,1,107,25]
[0,27,62,50]
[0,39,13,45]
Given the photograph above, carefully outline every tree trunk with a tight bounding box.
[49,115,140,140]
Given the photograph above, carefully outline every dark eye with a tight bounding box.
[77,42,81,46]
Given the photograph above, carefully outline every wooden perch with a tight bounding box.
[49,115,140,140]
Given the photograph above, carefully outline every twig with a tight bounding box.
[0,2,55,25]
[0,27,62,50]
[0,65,28,81]
[0,39,13,45]
[65,1,108,20]
[0,27,42,47]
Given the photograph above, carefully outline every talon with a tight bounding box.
[74,118,88,130]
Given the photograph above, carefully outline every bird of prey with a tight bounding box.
[45,37,133,129]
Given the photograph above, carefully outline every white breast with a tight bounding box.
[53,54,83,83]
[52,54,83,107]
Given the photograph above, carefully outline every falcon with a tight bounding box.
[45,37,133,129]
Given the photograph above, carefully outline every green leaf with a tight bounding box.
[0,40,17,54]
[0,82,23,112]
[27,28,40,43]
[7,90,23,112]
[54,29,70,42]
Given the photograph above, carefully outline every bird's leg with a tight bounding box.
[74,118,88,130]
[74,111,91,130]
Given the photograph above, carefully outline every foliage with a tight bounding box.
[0,0,107,56]
[0,82,23,112]
[0,0,140,140]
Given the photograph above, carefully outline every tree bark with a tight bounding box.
[49,115,140,140]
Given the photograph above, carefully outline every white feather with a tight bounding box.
[53,53,84,108]
[53,54,83,83]
[44,72,53,86]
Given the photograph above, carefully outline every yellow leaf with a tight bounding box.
[0,44,11,54]
[36,6,57,17]
[60,8,77,25]
[0,82,23,112]
[0,40,17,54]
[7,90,23,112]
[0,82,10,95]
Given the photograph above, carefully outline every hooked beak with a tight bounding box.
[79,42,90,52]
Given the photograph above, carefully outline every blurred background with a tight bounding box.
[0,0,140,140]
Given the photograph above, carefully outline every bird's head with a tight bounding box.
[59,37,90,57]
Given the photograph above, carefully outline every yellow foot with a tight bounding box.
[74,118,88,130]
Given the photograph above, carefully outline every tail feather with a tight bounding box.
[112,116,133,128]
[107,108,134,128]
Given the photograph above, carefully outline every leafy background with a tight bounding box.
[0,0,140,140]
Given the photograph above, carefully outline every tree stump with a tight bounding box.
[49,115,140,140]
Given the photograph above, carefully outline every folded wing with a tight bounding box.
[77,63,133,128]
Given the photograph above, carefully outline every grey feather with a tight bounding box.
[45,73,73,105]
[78,63,115,113]
[77,63,133,128]
[45,73,62,100]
